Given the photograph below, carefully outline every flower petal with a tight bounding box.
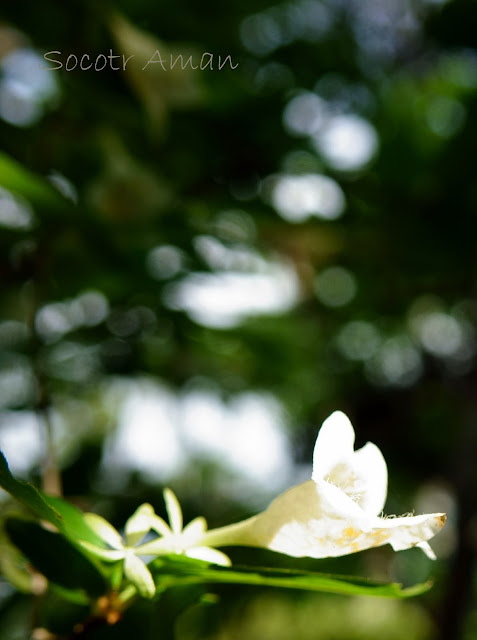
[378,513,446,553]
[186,546,232,567]
[416,541,436,560]
[83,513,124,550]
[182,516,207,540]
[223,479,446,560]
[135,536,175,555]
[351,442,387,516]
[125,503,155,546]
[315,513,446,559]
[312,411,356,481]
[312,412,388,517]
[79,541,125,561]
[164,488,183,534]
[124,552,156,599]
[149,514,173,537]
[245,479,367,558]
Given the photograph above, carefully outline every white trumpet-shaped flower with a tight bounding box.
[200,411,446,560]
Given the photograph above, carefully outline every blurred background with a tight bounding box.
[0,0,476,638]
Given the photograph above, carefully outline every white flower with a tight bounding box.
[80,503,158,598]
[80,491,232,598]
[80,411,446,587]
[134,488,232,567]
[201,411,446,560]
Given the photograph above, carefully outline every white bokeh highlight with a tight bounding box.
[100,379,293,502]
[270,173,345,222]
[313,114,378,171]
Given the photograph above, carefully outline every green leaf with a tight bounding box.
[45,495,106,547]
[49,583,93,606]
[0,451,104,547]
[0,152,68,212]
[150,555,431,599]
[0,451,65,531]
[0,539,35,593]
[5,517,107,597]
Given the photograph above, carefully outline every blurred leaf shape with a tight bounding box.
[87,130,171,220]
[0,451,65,530]
[5,517,107,597]
[109,13,203,131]
[0,152,68,213]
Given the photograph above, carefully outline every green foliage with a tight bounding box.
[0,452,103,546]
[4,518,106,598]
[150,555,431,599]
[0,152,68,213]
[0,452,66,532]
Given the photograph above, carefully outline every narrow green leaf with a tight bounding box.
[0,152,68,211]
[0,451,65,531]
[49,583,92,606]
[151,555,431,599]
[0,452,104,547]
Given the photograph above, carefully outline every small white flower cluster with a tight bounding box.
[80,489,231,598]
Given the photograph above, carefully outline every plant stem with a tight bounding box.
[200,516,259,548]
[38,405,62,497]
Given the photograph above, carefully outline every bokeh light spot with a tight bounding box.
[313,114,378,171]
[415,311,465,357]
[240,13,282,56]
[0,187,34,229]
[337,320,380,361]
[427,96,466,138]
[35,291,109,342]
[315,266,357,308]
[366,336,423,387]
[164,262,299,329]
[0,412,42,475]
[0,356,36,408]
[146,245,184,280]
[408,297,472,360]
[0,48,59,127]
[270,173,345,222]
[283,92,327,136]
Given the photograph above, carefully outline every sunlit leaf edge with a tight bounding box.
[0,451,104,547]
[0,451,64,529]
